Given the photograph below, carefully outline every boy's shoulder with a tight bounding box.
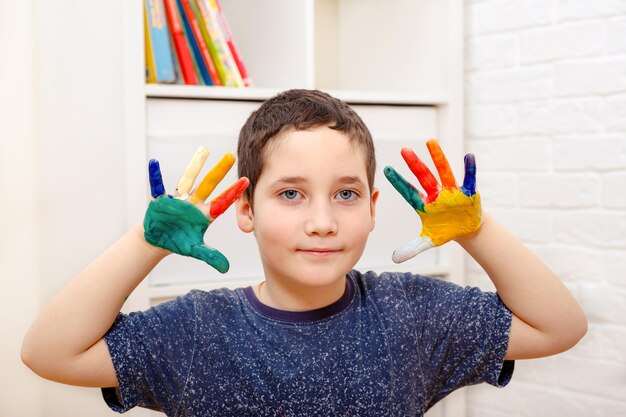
[351,269,459,296]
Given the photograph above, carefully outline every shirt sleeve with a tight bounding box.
[401,273,514,408]
[100,292,198,414]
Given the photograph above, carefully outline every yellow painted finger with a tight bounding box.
[426,139,457,190]
[177,146,209,197]
[189,153,236,204]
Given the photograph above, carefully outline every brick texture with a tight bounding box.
[464,0,626,415]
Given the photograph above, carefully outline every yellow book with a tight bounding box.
[194,0,243,87]
[144,4,157,83]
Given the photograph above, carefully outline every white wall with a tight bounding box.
[464,0,626,415]
[1,1,130,416]
[0,0,42,416]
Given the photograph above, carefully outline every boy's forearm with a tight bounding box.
[22,224,168,365]
[456,212,587,355]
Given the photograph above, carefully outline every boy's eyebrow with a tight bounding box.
[271,176,366,187]
[272,176,307,186]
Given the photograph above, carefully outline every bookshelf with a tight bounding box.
[123,1,464,416]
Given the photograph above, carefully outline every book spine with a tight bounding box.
[213,0,252,86]
[144,3,156,83]
[176,0,211,85]
[180,0,222,86]
[145,0,176,83]
[191,0,228,86]
[164,0,198,84]
[197,0,244,87]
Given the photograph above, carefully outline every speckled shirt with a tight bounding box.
[101,270,514,416]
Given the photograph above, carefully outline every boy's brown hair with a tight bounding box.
[237,89,376,206]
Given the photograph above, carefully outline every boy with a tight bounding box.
[22,89,587,416]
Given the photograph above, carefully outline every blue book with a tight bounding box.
[176,0,213,85]
[145,0,176,83]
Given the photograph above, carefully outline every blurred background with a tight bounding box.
[1,0,625,416]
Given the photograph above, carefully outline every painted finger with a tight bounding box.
[208,177,250,221]
[383,166,425,212]
[148,159,166,198]
[189,153,236,204]
[461,153,477,197]
[190,244,230,273]
[400,147,440,202]
[426,139,457,190]
[177,146,209,197]
[392,235,436,263]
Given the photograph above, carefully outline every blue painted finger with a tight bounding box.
[461,153,477,197]
[384,166,425,212]
[148,159,166,198]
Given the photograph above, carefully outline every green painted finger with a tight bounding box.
[384,166,425,212]
[190,245,230,273]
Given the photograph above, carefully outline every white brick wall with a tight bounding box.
[465,1,626,415]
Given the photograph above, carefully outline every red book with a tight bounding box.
[213,0,252,86]
[180,0,222,86]
[163,0,198,84]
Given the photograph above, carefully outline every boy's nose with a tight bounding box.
[304,201,338,236]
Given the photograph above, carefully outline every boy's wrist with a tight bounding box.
[455,211,490,249]
[132,223,171,259]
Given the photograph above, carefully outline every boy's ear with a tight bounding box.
[369,187,380,232]
[235,194,254,233]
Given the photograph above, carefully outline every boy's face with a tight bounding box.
[236,126,379,289]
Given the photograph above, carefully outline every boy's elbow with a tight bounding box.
[21,334,53,379]
[556,308,588,353]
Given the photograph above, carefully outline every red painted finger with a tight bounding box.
[426,139,457,190]
[401,147,440,203]
[208,177,250,220]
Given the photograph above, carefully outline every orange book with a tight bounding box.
[164,0,198,84]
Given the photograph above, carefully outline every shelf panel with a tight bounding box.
[145,84,445,106]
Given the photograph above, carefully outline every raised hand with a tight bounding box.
[383,139,482,263]
[144,147,249,273]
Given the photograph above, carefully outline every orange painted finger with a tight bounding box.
[189,153,236,204]
[426,139,457,190]
[401,147,440,202]
[208,177,250,220]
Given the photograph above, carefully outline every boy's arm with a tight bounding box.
[22,149,248,387]
[21,224,168,387]
[457,212,587,360]
[385,139,587,360]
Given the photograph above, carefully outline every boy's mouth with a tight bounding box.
[297,248,342,257]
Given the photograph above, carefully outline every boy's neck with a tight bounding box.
[255,277,348,312]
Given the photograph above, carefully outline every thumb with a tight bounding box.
[392,236,435,263]
[190,244,230,274]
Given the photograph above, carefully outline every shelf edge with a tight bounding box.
[145,84,446,106]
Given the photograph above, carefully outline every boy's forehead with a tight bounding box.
[261,127,368,177]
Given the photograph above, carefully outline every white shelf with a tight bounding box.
[145,84,445,106]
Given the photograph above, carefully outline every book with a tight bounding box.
[144,0,176,84]
[195,0,244,87]
[164,0,198,84]
[144,5,156,83]
[213,0,252,86]
[178,0,222,86]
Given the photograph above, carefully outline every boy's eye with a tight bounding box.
[280,189,301,200]
[336,189,357,201]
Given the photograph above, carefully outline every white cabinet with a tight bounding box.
[122,1,465,416]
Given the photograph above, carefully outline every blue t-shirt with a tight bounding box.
[102,270,514,416]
